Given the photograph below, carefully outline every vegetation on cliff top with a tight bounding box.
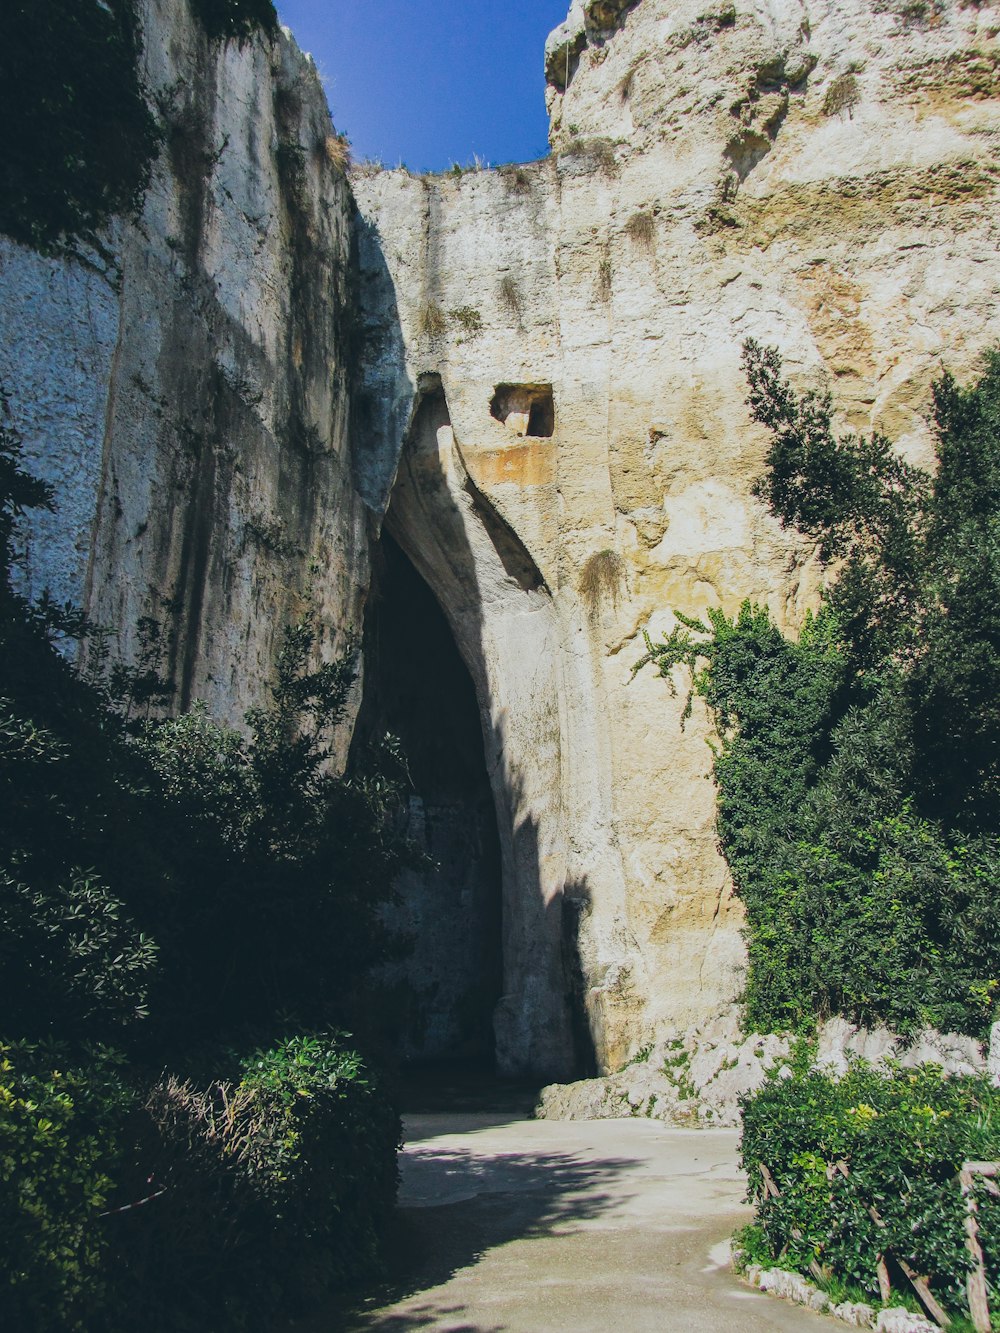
[0,0,280,254]
[637,340,1000,1038]
[0,1,159,251]
[190,0,278,41]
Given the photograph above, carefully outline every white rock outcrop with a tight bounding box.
[536,1012,989,1126]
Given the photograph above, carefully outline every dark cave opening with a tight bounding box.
[352,529,503,1068]
[489,382,555,438]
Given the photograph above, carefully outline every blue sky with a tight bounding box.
[275,1,569,172]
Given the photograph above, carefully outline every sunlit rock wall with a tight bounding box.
[351,0,1000,1068]
[0,0,365,723]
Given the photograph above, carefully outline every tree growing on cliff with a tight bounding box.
[636,341,1000,1035]
[1,1,160,249]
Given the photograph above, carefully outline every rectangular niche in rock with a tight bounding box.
[489,383,555,438]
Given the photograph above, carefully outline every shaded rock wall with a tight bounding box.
[351,529,503,1065]
[0,0,366,723]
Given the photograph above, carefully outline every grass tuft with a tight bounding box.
[625,210,655,249]
[579,549,626,611]
[417,301,447,338]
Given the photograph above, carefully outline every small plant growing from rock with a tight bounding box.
[498,275,522,321]
[625,210,656,250]
[822,72,861,118]
[874,0,945,24]
[323,133,351,173]
[596,255,613,303]
[450,305,483,335]
[417,300,447,338]
[500,165,533,194]
[579,549,626,612]
[583,137,619,175]
[559,136,619,176]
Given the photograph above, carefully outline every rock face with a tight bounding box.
[1,0,366,725]
[535,1012,989,1127]
[4,0,1000,1077]
[351,0,1000,1072]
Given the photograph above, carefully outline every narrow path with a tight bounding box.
[341,1110,837,1332]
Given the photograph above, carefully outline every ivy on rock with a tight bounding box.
[637,341,1000,1037]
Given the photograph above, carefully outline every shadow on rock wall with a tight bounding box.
[349,227,593,1077]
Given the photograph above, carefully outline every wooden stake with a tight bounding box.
[759,1163,826,1283]
[894,1255,952,1330]
[961,1164,994,1333]
[877,1255,892,1305]
[834,1159,951,1328]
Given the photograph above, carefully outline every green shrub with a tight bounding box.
[0,393,411,1052]
[115,1034,400,1329]
[0,1,159,250]
[740,1064,1000,1316]
[0,391,406,1324]
[133,620,413,1045]
[822,73,861,118]
[636,344,1000,1037]
[189,0,278,40]
[0,1041,134,1330]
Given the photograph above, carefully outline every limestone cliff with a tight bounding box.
[350,0,1000,1073]
[0,0,364,725]
[4,0,1000,1077]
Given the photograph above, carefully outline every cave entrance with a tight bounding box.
[354,528,503,1067]
[353,375,575,1081]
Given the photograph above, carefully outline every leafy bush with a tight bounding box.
[0,1041,134,1331]
[189,0,278,41]
[0,392,407,1321]
[0,394,411,1051]
[740,1064,1000,1316]
[637,344,1000,1036]
[0,1,159,250]
[114,1034,399,1329]
[133,621,412,1045]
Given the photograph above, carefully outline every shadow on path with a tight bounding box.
[342,1140,636,1330]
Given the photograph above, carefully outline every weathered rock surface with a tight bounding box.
[536,1011,989,1126]
[351,0,1000,1070]
[5,0,1000,1075]
[1,2,365,727]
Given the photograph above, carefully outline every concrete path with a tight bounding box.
[343,1111,837,1332]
